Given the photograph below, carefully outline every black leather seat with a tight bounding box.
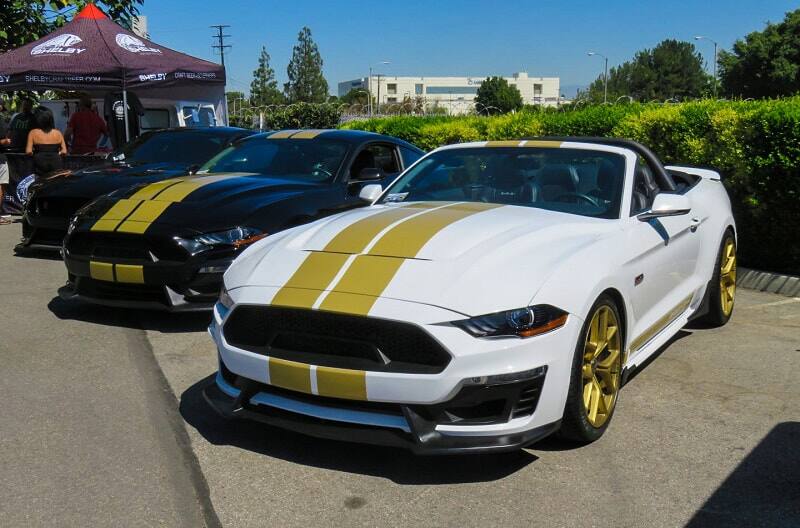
[631,164,660,214]
[489,163,533,203]
[533,165,579,202]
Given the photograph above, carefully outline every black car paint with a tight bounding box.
[61,130,425,311]
[18,127,253,251]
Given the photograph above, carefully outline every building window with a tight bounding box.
[386,97,397,103]
[415,83,423,95]
[534,84,542,95]
[425,86,479,95]
[387,83,397,95]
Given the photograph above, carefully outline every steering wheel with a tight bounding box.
[553,192,601,208]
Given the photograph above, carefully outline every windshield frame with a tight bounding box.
[109,130,238,166]
[378,144,633,220]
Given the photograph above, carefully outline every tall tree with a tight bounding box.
[249,46,285,107]
[584,39,710,102]
[0,0,142,52]
[719,9,800,98]
[474,76,523,115]
[284,27,329,103]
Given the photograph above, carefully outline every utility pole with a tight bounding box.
[210,25,231,67]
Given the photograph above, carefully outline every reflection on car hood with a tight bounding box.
[31,161,193,200]
[228,201,618,316]
[77,172,326,235]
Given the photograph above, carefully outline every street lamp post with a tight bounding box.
[695,36,719,98]
[367,61,390,117]
[587,51,609,104]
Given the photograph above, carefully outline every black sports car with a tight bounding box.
[18,127,253,252]
[60,129,424,311]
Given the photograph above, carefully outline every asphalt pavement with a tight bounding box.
[1,221,798,527]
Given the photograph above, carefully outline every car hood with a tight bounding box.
[32,162,194,200]
[79,172,325,234]
[229,202,619,316]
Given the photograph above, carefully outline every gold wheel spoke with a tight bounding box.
[587,380,601,423]
[581,304,622,428]
[597,347,620,371]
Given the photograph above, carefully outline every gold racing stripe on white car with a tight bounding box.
[270,201,503,316]
[267,358,367,400]
[319,202,503,315]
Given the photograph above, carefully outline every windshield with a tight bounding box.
[199,139,349,182]
[381,147,626,219]
[113,131,235,166]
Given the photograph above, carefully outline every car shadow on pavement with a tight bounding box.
[13,247,63,260]
[180,374,539,485]
[685,422,800,528]
[48,296,211,333]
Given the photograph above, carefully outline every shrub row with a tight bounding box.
[341,100,800,274]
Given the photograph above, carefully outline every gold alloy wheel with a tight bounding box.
[720,238,737,317]
[581,305,622,428]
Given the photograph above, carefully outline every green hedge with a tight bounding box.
[341,100,800,274]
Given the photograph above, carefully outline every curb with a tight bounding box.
[738,267,800,297]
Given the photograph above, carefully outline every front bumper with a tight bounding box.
[209,291,583,453]
[205,366,560,455]
[61,231,241,311]
[16,216,68,252]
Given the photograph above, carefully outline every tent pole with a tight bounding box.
[122,89,130,143]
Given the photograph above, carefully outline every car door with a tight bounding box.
[623,156,702,360]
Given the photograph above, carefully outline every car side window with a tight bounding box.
[400,146,423,169]
[630,155,661,216]
[349,143,401,180]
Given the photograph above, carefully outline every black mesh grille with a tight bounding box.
[223,306,451,374]
[68,231,185,262]
[510,382,543,419]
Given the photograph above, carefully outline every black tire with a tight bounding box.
[558,294,623,444]
[697,230,736,327]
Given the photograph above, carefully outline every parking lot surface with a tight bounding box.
[1,223,798,527]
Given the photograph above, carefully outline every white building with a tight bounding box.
[338,72,560,114]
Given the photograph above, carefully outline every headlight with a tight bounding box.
[66,215,80,235]
[218,284,235,310]
[452,305,568,338]
[176,226,267,254]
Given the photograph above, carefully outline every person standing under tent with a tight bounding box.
[65,95,108,154]
[25,108,66,179]
[7,99,35,152]
[0,101,10,223]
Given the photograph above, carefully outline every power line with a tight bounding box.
[210,24,231,67]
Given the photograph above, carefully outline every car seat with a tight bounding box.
[533,165,579,202]
[631,163,660,214]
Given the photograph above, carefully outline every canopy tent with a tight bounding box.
[0,3,227,138]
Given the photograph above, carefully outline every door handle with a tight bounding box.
[690,218,701,232]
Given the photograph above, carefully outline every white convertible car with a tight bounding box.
[204,137,737,454]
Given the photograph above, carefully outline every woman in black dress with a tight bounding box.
[25,108,66,178]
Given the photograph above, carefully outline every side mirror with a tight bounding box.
[355,167,384,181]
[638,193,691,221]
[358,184,383,202]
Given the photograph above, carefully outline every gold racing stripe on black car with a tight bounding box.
[90,174,242,234]
[88,261,145,284]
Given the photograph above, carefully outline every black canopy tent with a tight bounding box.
[0,3,227,142]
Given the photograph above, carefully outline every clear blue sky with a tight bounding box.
[142,0,798,97]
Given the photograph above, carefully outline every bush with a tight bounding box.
[259,103,342,130]
[341,99,800,274]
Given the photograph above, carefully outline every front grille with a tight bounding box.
[68,231,185,262]
[223,306,452,374]
[76,276,168,305]
[30,227,66,245]
[33,196,87,220]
